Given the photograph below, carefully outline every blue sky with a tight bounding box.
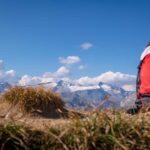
[0,0,150,79]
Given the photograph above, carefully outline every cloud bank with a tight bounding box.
[19,66,70,86]
[75,71,136,91]
[0,59,136,91]
[18,71,136,91]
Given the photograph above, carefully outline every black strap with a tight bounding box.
[142,94,150,97]
[136,60,143,98]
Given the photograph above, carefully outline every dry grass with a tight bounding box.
[0,110,149,150]
[0,87,149,149]
[1,86,68,118]
[140,103,150,113]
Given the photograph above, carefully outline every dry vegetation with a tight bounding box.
[0,86,69,118]
[0,110,149,150]
[0,87,149,150]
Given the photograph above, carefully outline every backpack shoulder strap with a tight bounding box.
[136,60,143,98]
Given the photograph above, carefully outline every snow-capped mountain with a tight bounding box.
[53,80,100,93]
[53,80,72,93]
[53,80,135,108]
[0,80,135,109]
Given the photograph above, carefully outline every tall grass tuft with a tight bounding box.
[2,86,68,118]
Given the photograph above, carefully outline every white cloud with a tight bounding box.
[18,71,136,91]
[59,56,80,65]
[96,71,136,86]
[18,66,70,86]
[0,60,17,83]
[18,75,41,86]
[75,71,136,90]
[54,66,70,77]
[6,70,16,77]
[42,66,69,78]
[78,65,86,70]
[81,42,93,50]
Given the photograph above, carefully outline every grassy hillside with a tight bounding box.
[0,87,149,150]
[0,110,149,149]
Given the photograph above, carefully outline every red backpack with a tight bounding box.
[137,42,150,99]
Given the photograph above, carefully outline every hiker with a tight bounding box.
[128,41,150,114]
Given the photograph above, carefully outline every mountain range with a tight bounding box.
[0,81,136,109]
[53,80,136,109]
